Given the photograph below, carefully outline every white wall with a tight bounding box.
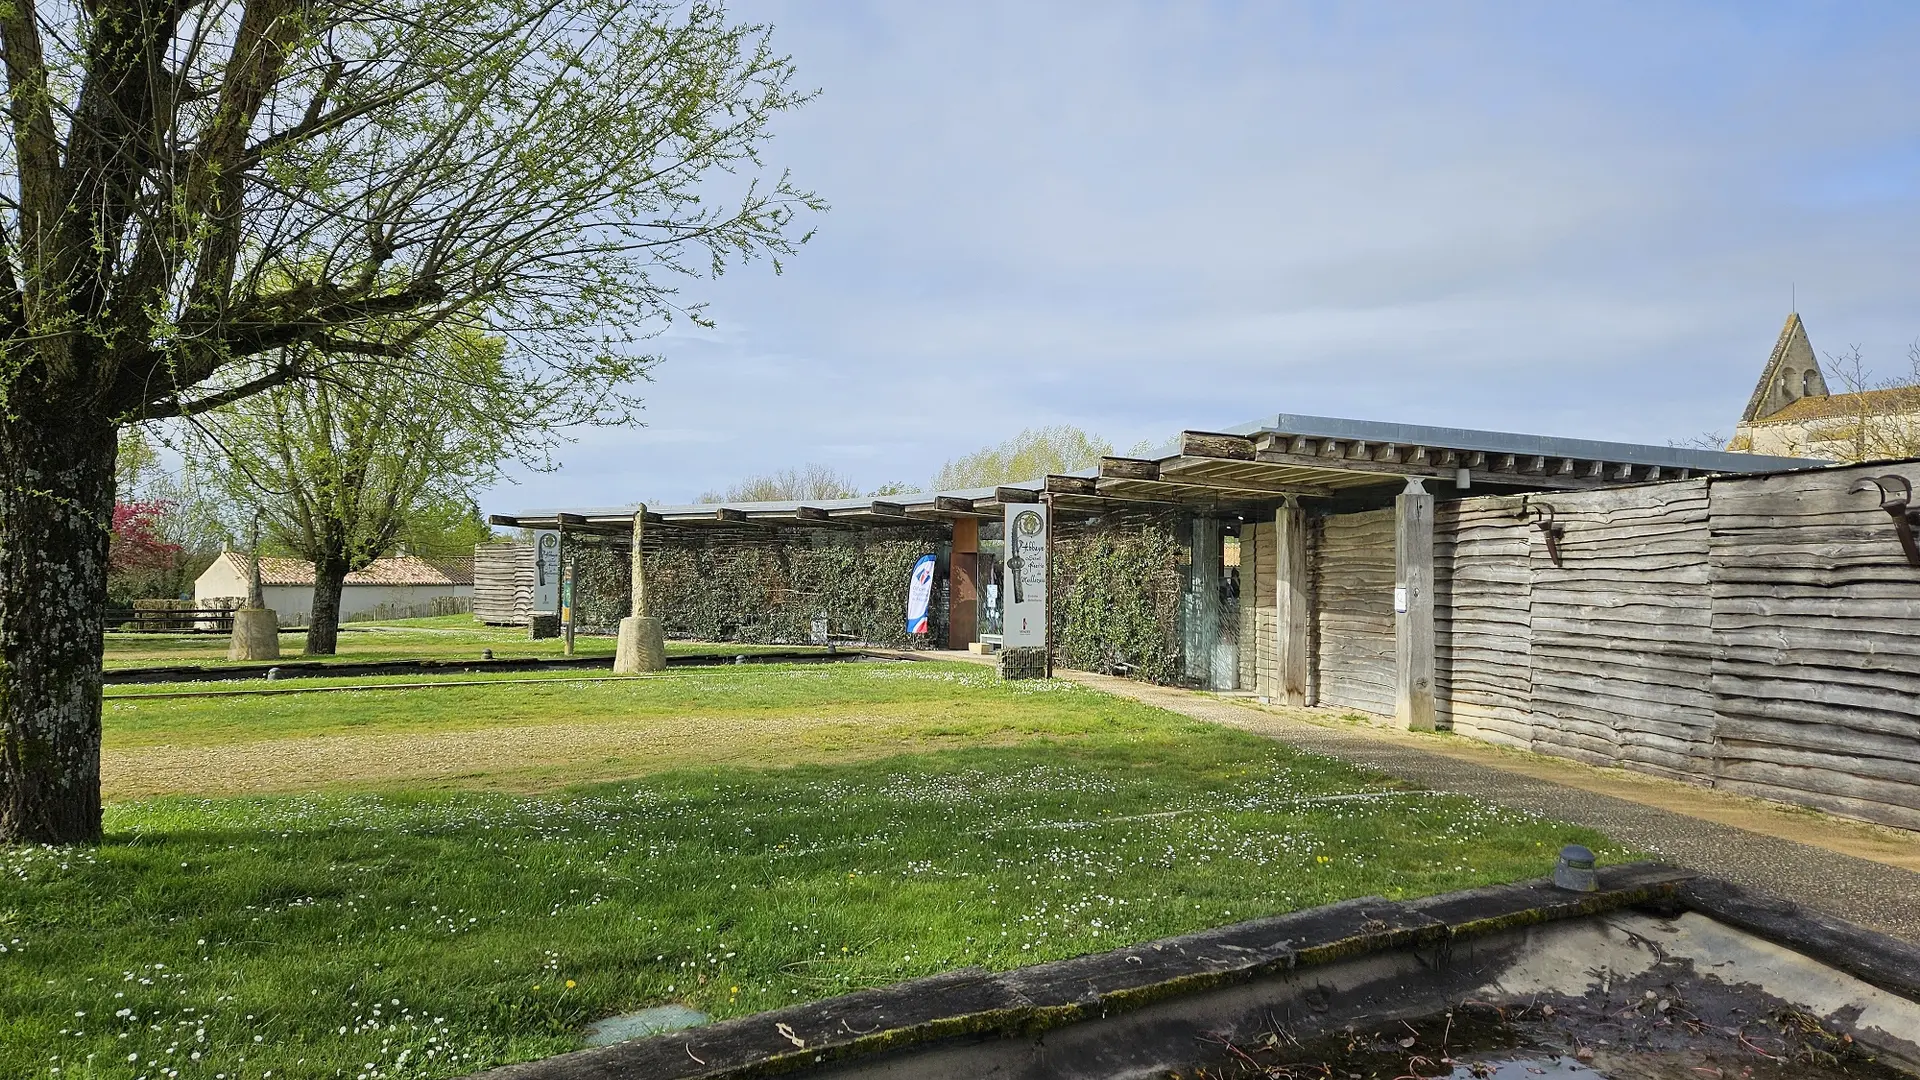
[195,575,472,626]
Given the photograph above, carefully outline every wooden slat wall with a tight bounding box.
[1526,484,1717,780]
[1707,462,1920,831]
[1314,507,1397,716]
[473,542,532,625]
[1434,496,1534,747]
[1385,461,1920,831]
[1246,520,1275,697]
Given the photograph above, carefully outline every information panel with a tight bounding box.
[1003,504,1048,648]
[531,529,561,615]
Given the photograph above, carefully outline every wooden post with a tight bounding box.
[1275,497,1311,706]
[246,513,264,609]
[1042,493,1054,679]
[561,556,576,656]
[1395,478,1437,731]
[631,504,647,618]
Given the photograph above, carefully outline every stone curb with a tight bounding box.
[469,862,1691,1080]
[1672,876,1920,1002]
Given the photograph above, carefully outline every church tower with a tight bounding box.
[1740,312,1828,423]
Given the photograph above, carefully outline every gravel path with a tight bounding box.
[1059,670,1920,943]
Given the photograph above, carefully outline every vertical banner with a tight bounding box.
[531,529,561,614]
[905,554,938,635]
[1004,504,1048,647]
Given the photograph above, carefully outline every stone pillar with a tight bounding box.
[1274,497,1310,706]
[614,505,667,674]
[228,514,280,661]
[1395,478,1436,731]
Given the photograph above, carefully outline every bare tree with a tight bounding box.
[700,463,858,502]
[0,0,821,843]
[1804,345,1920,461]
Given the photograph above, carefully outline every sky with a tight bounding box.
[487,1,1920,513]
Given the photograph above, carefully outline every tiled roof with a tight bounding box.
[219,552,470,587]
[1748,386,1920,425]
[424,556,475,585]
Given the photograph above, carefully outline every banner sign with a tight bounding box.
[531,530,561,614]
[1004,504,1048,648]
[905,554,938,635]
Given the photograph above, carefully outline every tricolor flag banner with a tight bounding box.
[905,554,938,634]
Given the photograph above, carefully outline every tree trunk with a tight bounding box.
[305,555,350,655]
[0,413,116,845]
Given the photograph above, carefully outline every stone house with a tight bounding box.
[1728,313,1920,460]
[193,552,474,625]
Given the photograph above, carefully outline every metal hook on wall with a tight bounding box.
[1850,474,1920,568]
[1531,502,1566,566]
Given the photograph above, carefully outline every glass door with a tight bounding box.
[977,521,1005,642]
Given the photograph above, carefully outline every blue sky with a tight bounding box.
[490,1,1920,512]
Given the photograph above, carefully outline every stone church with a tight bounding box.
[1727,313,1920,460]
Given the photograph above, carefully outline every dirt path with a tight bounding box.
[1055,669,1920,942]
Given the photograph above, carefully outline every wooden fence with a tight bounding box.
[1416,459,1920,830]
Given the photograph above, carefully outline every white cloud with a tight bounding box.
[482,1,1920,509]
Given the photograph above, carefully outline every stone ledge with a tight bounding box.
[1676,876,1920,1002]
[470,863,1692,1080]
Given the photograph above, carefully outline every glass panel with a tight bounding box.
[978,521,1005,641]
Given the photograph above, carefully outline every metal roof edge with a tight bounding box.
[1238,412,1822,473]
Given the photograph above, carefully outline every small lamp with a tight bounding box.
[1553,844,1598,892]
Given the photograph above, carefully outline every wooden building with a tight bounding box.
[498,413,1807,712]
[496,414,1920,830]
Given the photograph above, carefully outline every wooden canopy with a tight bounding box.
[497,414,1821,532]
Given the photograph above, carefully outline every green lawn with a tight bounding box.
[5,664,1628,1080]
[102,616,817,670]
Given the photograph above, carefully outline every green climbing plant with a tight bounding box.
[1052,524,1186,683]
[566,534,941,648]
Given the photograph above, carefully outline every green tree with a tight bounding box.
[0,0,819,843]
[932,426,1114,490]
[400,497,501,560]
[202,328,592,654]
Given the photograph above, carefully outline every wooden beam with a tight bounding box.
[1275,498,1311,707]
[1180,430,1256,461]
[993,486,1041,504]
[1395,479,1437,732]
[793,506,831,522]
[1096,476,1328,503]
[1612,463,1636,481]
[932,495,976,514]
[487,514,520,527]
[1044,474,1098,496]
[556,512,589,526]
[1373,443,1401,463]
[714,507,749,523]
[1465,452,1487,469]
[869,500,908,517]
[1099,456,1161,481]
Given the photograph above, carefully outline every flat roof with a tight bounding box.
[500,411,1827,531]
